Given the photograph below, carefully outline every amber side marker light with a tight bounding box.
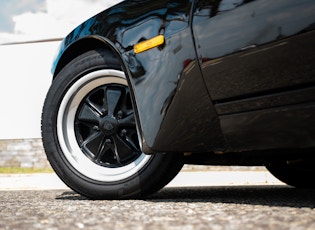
[134,35,165,54]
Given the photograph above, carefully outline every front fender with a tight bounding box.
[52,0,226,153]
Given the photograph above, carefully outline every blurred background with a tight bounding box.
[0,0,122,169]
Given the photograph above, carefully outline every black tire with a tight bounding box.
[266,159,315,188]
[41,49,183,199]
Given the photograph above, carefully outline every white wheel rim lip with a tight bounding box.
[57,69,151,182]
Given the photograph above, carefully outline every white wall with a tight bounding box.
[0,41,60,139]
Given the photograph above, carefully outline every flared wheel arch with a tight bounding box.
[52,37,146,151]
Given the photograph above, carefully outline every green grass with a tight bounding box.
[0,167,54,174]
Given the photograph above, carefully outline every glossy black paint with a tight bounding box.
[193,0,315,101]
[52,0,226,153]
[192,0,315,152]
[52,0,315,154]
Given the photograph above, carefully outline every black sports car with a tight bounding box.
[41,0,315,199]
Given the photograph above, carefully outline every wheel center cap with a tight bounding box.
[100,116,118,136]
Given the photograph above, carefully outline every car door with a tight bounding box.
[192,0,315,151]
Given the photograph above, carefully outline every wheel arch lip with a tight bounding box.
[51,35,114,78]
[49,2,153,151]
[51,34,148,152]
[49,0,159,152]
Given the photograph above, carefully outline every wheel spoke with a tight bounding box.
[106,89,121,116]
[113,134,136,163]
[118,113,136,127]
[125,136,140,153]
[81,132,104,158]
[86,97,105,116]
[77,103,101,124]
[94,139,112,163]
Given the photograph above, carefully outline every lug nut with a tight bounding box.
[117,110,123,119]
[121,129,127,136]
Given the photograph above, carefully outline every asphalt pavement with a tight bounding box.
[3,169,315,230]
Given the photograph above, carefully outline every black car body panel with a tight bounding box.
[193,0,315,152]
[51,0,315,154]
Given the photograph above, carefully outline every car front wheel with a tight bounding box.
[41,49,183,199]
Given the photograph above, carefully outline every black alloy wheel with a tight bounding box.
[74,82,142,169]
